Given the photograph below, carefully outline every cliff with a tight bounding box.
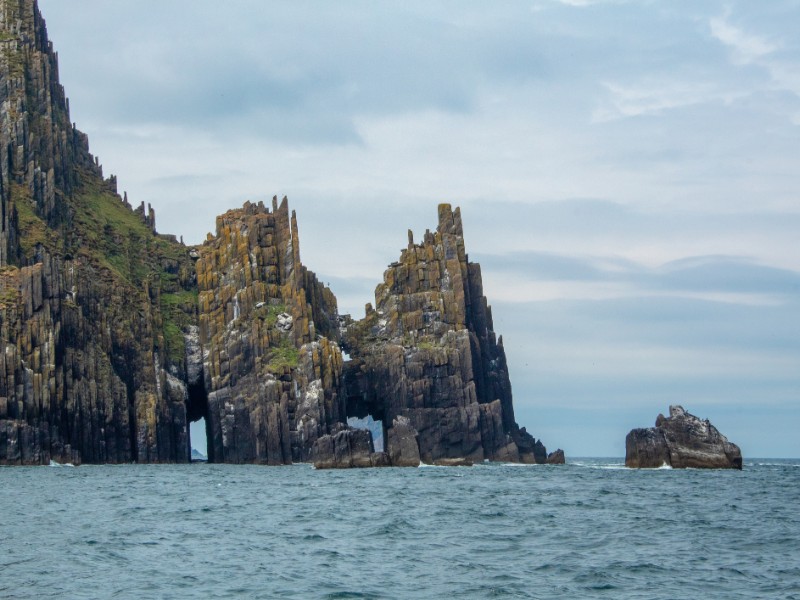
[1,0,195,464]
[339,205,556,465]
[196,198,344,464]
[0,0,557,466]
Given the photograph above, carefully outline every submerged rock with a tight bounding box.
[625,405,742,470]
[433,458,473,467]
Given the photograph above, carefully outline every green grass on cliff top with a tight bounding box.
[70,172,187,284]
[267,338,300,372]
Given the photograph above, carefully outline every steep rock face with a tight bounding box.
[0,0,195,465]
[1,0,559,467]
[0,0,103,266]
[626,405,743,469]
[343,204,556,464]
[196,198,345,464]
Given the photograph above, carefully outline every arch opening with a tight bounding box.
[189,417,208,461]
[348,415,384,452]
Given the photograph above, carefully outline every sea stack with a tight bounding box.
[337,204,561,466]
[625,405,742,469]
[0,0,558,466]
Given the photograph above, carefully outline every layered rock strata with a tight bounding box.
[196,198,345,464]
[626,405,742,469]
[342,204,558,465]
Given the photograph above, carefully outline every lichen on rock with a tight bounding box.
[196,198,345,464]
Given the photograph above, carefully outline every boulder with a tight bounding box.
[311,428,386,469]
[386,417,421,467]
[626,405,742,469]
[546,449,566,465]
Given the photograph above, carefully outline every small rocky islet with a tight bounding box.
[0,0,562,467]
[626,405,743,470]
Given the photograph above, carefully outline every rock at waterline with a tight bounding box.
[625,405,742,469]
[546,449,566,465]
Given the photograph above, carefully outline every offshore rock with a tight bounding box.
[546,449,566,465]
[342,204,556,465]
[386,416,421,467]
[311,427,389,469]
[625,405,742,470]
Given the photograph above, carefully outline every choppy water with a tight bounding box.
[2,459,799,599]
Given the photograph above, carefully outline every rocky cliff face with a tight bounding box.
[340,205,554,465]
[626,405,742,469]
[196,198,344,464]
[0,0,195,465]
[0,0,557,466]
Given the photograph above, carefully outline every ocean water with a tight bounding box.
[1,459,799,599]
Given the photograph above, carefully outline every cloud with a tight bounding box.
[479,250,800,306]
[593,79,746,121]
[710,13,777,64]
[498,293,800,455]
[708,9,800,124]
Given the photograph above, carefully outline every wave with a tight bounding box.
[48,460,75,468]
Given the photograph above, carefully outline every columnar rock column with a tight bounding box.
[342,204,555,464]
[196,198,345,464]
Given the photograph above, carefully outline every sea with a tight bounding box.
[1,458,799,599]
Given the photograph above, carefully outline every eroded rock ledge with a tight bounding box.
[625,405,742,469]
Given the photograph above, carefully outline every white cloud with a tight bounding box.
[709,11,800,122]
[592,79,745,122]
[710,14,777,64]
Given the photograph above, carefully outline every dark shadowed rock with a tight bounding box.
[546,449,566,464]
[433,458,473,467]
[626,405,742,469]
[386,416,421,467]
[311,428,383,469]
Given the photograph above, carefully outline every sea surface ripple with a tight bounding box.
[1,459,799,599]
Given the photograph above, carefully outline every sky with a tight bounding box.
[38,0,800,458]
